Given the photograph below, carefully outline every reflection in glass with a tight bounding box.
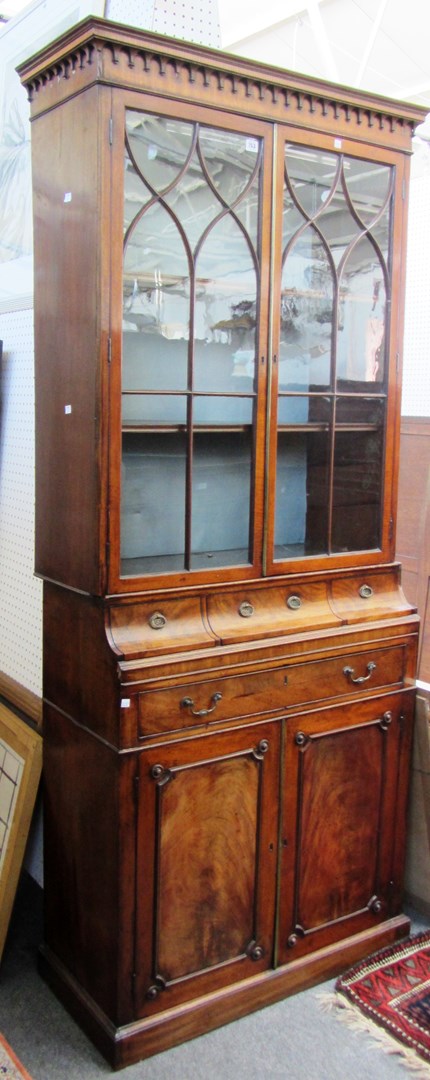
[122,394,187,426]
[122,333,188,393]
[332,429,383,552]
[279,227,333,390]
[193,395,253,425]
[277,395,310,425]
[194,215,257,392]
[275,430,330,557]
[126,113,195,193]
[123,159,151,233]
[343,157,392,231]
[191,433,251,567]
[275,140,391,562]
[285,146,339,219]
[337,236,386,385]
[335,395,384,425]
[199,128,261,206]
[123,201,190,347]
[121,109,262,574]
[121,433,187,572]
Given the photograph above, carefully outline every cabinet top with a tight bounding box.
[17,16,426,152]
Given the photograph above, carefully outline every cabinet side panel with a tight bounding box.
[42,705,123,1020]
[31,87,108,592]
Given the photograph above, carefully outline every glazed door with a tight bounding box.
[266,133,405,575]
[110,95,273,592]
[109,100,407,593]
[134,721,279,1016]
[277,693,414,964]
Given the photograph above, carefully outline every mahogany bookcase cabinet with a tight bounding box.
[18,18,425,1070]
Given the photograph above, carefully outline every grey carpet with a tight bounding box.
[0,874,428,1080]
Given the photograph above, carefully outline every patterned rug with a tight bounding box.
[331,931,430,1077]
[0,1034,32,1080]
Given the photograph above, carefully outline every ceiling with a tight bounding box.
[218,0,430,113]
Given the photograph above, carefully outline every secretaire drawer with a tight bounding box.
[137,643,407,737]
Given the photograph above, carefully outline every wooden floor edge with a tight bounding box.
[39,915,411,1070]
[0,670,43,729]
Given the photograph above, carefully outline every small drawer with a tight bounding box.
[206,582,340,644]
[137,644,406,738]
[329,571,415,624]
[108,596,215,658]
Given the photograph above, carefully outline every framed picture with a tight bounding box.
[0,701,42,961]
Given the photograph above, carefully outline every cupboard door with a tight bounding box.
[134,721,279,1015]
[278,694,414,964]
[267,135,401,573]
[113,100,272,590]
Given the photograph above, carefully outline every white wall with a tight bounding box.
[402,138,430,416]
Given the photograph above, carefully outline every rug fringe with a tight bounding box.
[316,992,430,1078]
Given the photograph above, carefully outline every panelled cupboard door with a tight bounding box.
[277,693,415,965]
[134,721,279,1015]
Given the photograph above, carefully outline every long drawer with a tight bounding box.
[137,643,407,738]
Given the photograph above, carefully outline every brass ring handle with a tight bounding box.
[181,692,222,717]
[343,661,377,685]
[148,611,166,630]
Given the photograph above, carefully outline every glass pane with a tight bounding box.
[332,430,383,552]
[337,236,386,387]
[277,393,331,427]
[343,157,392,229]
[125,112,195,193]
[122,331,188,393]
[284,144,361,267]
[121,433,186,571]
[277,395,310,425]
[191,432,251,567]
[163,149,221,253]
[233,171,261,252]
[193,395,253,425]
[194,216,257,391]
[336,395,385,425]
[367,204,390,263]
[124,151,152,233]
[275,431,330,558]
[122,393,187,426]
[280,227,333,390]
[123,201,190,335]
[285,145,339,219]
[343,157,391,261]
[198,128,261,206]
[282,190,307,250]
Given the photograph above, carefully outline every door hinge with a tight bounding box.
[402,176,406,200]
[109,116,113,146]
[396,351,400,375]
[133,774,140,804]
[107,336,112,364]
[389,517,394,542]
